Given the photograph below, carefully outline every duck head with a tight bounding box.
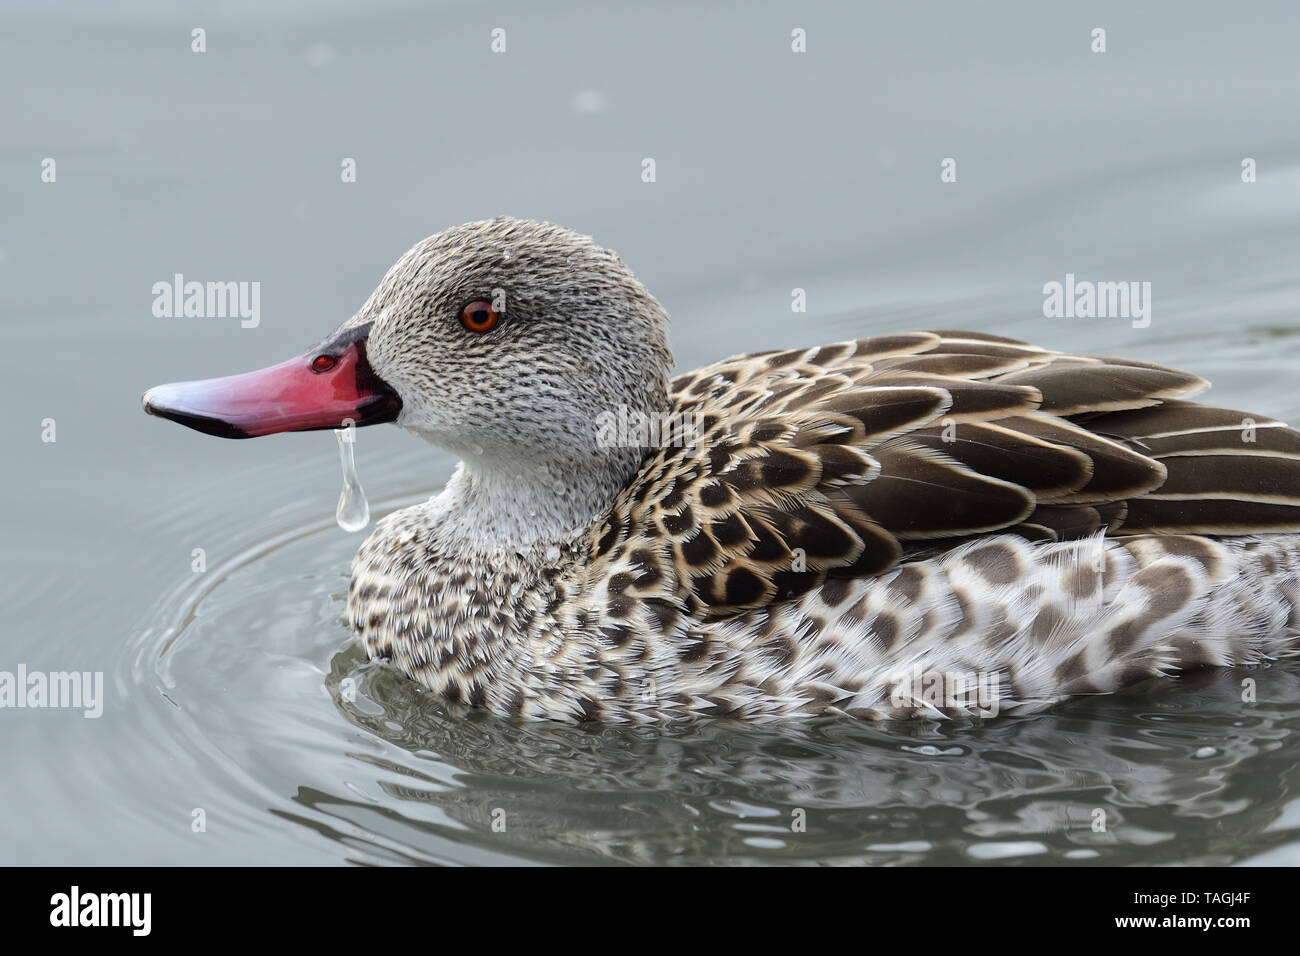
[144,218,673,534]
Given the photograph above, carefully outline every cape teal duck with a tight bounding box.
[144,218,1300,722]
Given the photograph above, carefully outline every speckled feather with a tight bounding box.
[344,219,1300,723]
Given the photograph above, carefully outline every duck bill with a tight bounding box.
[141,323,401,439]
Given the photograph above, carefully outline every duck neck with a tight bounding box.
[428,448,644,554]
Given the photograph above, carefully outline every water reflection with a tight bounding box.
[306,642,1300,865]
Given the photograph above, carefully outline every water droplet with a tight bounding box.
[502,247,514,260]
[1194,746,1216,758]
[334,425,369,532]
[471,443,484,457]
[545,545,561,563]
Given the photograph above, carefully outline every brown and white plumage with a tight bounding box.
[148,217,1300,722]
[583,329,1300,624]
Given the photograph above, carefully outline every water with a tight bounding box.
[5,0,1300,865]
[334,425,369,533]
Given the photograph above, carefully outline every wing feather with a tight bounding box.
[590,332,1300,619]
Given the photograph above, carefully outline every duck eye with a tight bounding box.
[310,354,337,373]
[459,300,500,333]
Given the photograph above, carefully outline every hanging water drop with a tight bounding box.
[335,421,370,532]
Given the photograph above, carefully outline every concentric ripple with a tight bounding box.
[119,487,1300,865]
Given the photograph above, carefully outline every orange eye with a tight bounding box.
[459,300,500,333]
[310,354,337,372]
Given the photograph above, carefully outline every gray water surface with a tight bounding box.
[5,1,1300,865]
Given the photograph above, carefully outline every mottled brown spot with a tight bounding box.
[680,531,718,568]
[600,624,632,649]
[765,348,805,368]
[727,460,764,492]
[983,621,1015,649]
[747,521,787,562]
[642,598,678,631]
[607,594,633,620]
[971,542,1021,586]
[873,612,900,652]
[1149,535,1223,577]
[712,513,750,548]
[707,444,732,475]
[1030,605,1065,643]
[760,449,815,488]
[810,342,854,365]
[1107,618,1141,657]
[818,576,852,607]
[948,588,974,637]
[1115,663,1156,690]
[1101,551,1123,591]
[596,522,618,554]
[1135,564,1196,621]
[661,506,695,537]
[785,506,856,560]
[633,562,662,590]
[761,636,796,669]
[724,567,766,606]
[679,635,710,664]
[698,482,733,509]
[886,566,924,603]
[1055,650,1088,684]
[1064,565,1098,599]
[726,388,758,410]
[771,570,819,603]
[751,420,787,443]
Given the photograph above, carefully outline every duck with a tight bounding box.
[143,217,1300,723]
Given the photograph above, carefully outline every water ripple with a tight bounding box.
[118,502,1300,865]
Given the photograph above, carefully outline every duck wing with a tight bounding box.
[588,331,1300,620]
